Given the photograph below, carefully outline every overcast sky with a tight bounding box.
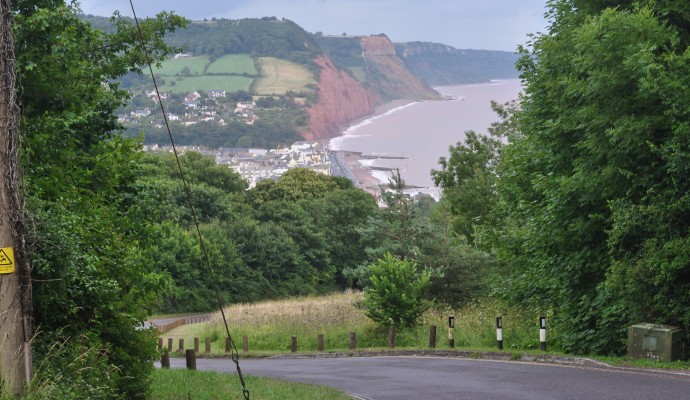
[77,0,548,52]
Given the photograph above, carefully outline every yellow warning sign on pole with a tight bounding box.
[0,247,15,274]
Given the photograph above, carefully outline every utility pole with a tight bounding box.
[0,0,31,394]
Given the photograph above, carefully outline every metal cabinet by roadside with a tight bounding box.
[628,323,684,361]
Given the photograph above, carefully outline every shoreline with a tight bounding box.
[327,98,419,197]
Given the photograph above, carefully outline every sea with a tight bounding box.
[329,79,523,199]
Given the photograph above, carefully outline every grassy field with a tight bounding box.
[161,75,254,93]
[151,369,350,400]
[156,57,210,76]
[254,57,316,95]
[162,292,543,354]
[207,54,257,75]
[154,54,257,93]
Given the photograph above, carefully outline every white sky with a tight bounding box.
[76,0,548,52]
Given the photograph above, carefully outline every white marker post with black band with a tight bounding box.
[448,315,455,348]
[496,316,503,350]
[539,316,547,351]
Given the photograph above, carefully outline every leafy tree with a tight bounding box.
[14,1,185,397]
[417,199,498,307]
[361,253,432,328]
[362,170,429,259]
[432,130,502,242]
[494,1,690,354]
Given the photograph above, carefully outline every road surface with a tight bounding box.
[167,356,690,399]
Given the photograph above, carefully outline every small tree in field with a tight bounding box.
[362,253,432,328]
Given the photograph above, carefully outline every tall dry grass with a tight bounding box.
[166,292,546,353]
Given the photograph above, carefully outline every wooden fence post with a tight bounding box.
[388,326,396,349]
[317,334,324,352]
[205,337,211,353]
[225,337,231,353]
[291,335,298,353]
[160,349,170,369]
[167,338,173,352]
[185,349,196,371]
[349,332,357,350]
[178,338,184,352]
[194,337,199,352]
[158,337,163,350]
[243,335,249,353]
[429,325,437,348]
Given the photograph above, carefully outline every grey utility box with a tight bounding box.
[628,323,684,361]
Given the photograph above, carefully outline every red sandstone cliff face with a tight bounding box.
[303,56,377,140]
[360,36,440,102]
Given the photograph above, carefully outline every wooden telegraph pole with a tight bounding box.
[0,0,31,394]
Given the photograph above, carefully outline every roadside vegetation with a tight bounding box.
[151,369,350,400]
[165,292,544,353]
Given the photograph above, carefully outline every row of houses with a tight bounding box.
[145,142,332,188]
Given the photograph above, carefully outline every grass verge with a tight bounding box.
[151,369,351,400]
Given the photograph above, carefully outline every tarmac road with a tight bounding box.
[167,356,690,399]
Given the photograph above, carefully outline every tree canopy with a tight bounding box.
[434,0,690,355]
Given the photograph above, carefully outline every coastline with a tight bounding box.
[328,99,418,197]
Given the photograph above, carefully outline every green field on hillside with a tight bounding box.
[160,75,254,93]
[154,54,257,93]
[207,54,257,75]
[155,56,209,76]
[254,57,316,95]
[151,54,314,95]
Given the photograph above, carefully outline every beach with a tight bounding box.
[332,99,417,197]
[329,80,523,199]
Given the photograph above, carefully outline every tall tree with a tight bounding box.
[14,1,186,396]
[496,0,690,354]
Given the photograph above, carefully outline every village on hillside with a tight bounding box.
[118,89,260,128]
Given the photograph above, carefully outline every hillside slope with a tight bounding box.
[396,42,520,85]
[360,36,440,102]
[304,56,376,140]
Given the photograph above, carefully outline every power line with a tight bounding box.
[126,2,250,398]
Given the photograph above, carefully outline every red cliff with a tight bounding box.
[303,56,377,140]
[360,36,440,102]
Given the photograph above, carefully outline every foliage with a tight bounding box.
[417,199,499,307]
[489,1,690,355]
[128,118,303,149]
[361,254,432,328]
[432,130,503,242]
[14,1,185,397]
[358,170,430,262]
[83,15,323,69]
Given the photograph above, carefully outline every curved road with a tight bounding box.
[168,356,690,399]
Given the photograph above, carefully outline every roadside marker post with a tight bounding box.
[540,316,547,351]
[496,317,503,350]
[448,316,455,348]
